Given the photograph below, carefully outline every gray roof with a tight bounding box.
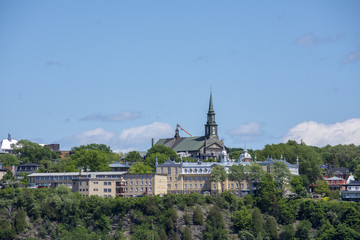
[155,136,205,152]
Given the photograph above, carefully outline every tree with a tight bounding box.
[193,205,204,225]
[265,216,278,240]
[69,144,115,172]
[147,145,179,161]
[314,180,329,195]
[256,173,276,213]
[211,165,227,193]
[290,176,307,197]
[251,207,264,237]
[125,151,143,162]
[72,143,112,153]
[295,220,311,240]
[13,140,58,164]
[14,208,27,234]
[245,162,265,182]
[233,206,252,232]
[129,162,154,174]
[280,224,295,240]
[228,164,245,188]
[182,226,192,240]
[0,154,19,167]
[354,165,360,180]
[203,205,228,240]
[271,161,291,197]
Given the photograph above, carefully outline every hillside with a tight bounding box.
[1,186,360,240]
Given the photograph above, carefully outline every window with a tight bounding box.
[190,184,192,189]
[104,182,107,186]
[184,177,187,181]
[141,181,143,185]
[241,184,244,189]
[175,184,177,189]
[195,177,197,181]
[168,167,171,175]
[189,177,192,181]
[136,187,138,192]
[200,176,202,181]
[104,189,108,193]
[108,182,111,185]
[93,188,98,192]
[247,184,249,189]
[161,168,164,174]
[145,181,148,185]
[200,184,203,188]
[185,184,187,189]
[195,184,197,189]
[136,181,138,185]
[130,187,133,192]
[231,184,234,189]
[150,181,152,185]
[149,187,152,191]
[169,177,172,181]
[168,184,171,189]
[175,168,178,174]
[108,188,111,193]
[141,187,143,191]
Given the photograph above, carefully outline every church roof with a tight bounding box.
[155,136,205,152]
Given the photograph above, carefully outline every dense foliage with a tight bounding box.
[1,186,360,240]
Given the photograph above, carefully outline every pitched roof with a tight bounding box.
[155,136,205,152]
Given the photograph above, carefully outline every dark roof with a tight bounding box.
[347,180,360,186]
[157,158,182,167]
[18,163,41,167]
[155,136,205,152]
[327,167,349,175]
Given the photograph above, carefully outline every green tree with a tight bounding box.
[314,180,329,195]
[280,224,295,240]
[193,205,204,225]
[129,162,154,174]
[271,161,291,197]
[354,165,360,180]
[72,143,112,153]
[251,207,264,238]
[69,149,113,172]
[0,154,19,167]
[265,216,278,240]
[233,206,252,232]
[295,220,311,240]
[203,205,228,240]
[14,140,58,165]
[228,164,245,188]
[211,165,227,193]
[14,208,27,233]
[256,173,276,213]
[183,226,192,240]
[184,213,191,226]
[125,151,143,162]
[245,162,265,182]
[147,145,179,161]
[290,176,307,197]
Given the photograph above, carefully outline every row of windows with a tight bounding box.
[35,176,77,180]
[128,187,152,192]
[128,181,152,186]
[184,176,208,181]
[184,183,206,189]
[124,175,153,179]
[104,188,112,193]
[160,167,179,175]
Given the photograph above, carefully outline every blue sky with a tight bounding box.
[1,1,360,152]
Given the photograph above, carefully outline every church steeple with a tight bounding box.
[205,91,218,138]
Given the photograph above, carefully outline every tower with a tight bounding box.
[205,91,218,138]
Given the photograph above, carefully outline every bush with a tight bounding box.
[193,205,204,225]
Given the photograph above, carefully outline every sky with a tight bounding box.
[1,1,360,152]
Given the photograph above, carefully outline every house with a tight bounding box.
[341,180,360,202]
[109,161,132,172]
[16,163,41,175]
[324,176,346,191]
[0,133,18,154]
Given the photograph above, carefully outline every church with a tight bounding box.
[155,92,224,160]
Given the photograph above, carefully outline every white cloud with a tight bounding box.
[341,49,360,64]
[227,122,264,142]
[295,33,341,46]
[283,119,360,147]
[59,122,174,152]
[80,111,141,122]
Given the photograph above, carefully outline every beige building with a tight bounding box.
[72,173,168,197]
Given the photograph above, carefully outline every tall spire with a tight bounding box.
[209,90,214,113]
[205,91,218,138]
